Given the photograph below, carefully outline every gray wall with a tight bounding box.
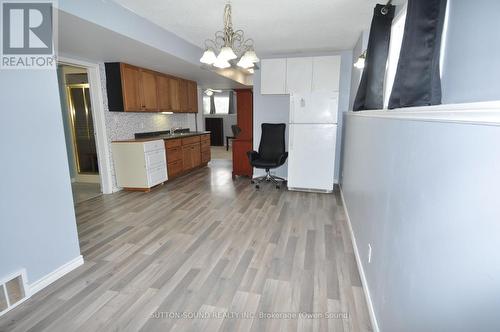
[253,51,352,181]
[441,0,500,104]
[341,114,500,332]
[0,70,81,284]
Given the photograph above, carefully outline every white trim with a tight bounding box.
[58,56,113,194]
[348,100,500,126]
[28,255,84,296]
[339,187,380,332]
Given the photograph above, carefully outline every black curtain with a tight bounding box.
[228,91,235,114]
[353,4,395,111]
[389,0,448,109]
[209,94,216,114]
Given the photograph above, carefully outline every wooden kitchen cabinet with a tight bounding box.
[164,134,210,180]
[169,78,180,112]
[140,70,158,111]
[105,62,199,113]
[178,79,189,112]
[157,75,171,111]
[182,143,201,171]
[120,64,142,111]
[187,81,198,113]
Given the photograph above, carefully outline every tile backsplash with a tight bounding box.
[98,63,197,191]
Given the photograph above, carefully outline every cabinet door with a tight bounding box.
[192,143,201,167]
[260,58,287,94]
[182,144,193,170]
[187,81,198,113]
[178,80,189,112]
[140,70,158,111]
[312,56,341,92]
[169,78,181,112]
[121,64,142,111]
[157,75,171,111]
[286,57,312,94]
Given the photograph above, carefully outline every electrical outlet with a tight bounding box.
[368,244,372,263]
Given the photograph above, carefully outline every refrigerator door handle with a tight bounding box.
[290,98,295,122]
[289,125,294,150]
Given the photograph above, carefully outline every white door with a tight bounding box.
[290,92,339,124]
[260,58,287,94]
[312,56,341,92]
[288,124,337,191]
[286,57,312,94]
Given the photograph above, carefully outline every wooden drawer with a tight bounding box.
[167,159,183,178]
[201,139,210,151]
[165,138,182,149]
[201,150,211,164]
[182,135,201,146]
[166,145,182,163]
[201,134,211,142]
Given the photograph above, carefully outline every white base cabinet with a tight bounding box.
[112,140,167,190]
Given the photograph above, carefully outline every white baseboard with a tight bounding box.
[28,255,84,296]
[339,187,380,332]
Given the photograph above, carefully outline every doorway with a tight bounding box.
[202,89,237,161]
[57,64,101,204]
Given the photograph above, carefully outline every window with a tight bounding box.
[203,91,231,114]
[383,6,407,109]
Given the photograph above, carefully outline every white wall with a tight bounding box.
[341,113,500,331]
[441,0,500,104]
[0,70,82,286]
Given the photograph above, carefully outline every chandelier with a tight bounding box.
[199,3,259,71]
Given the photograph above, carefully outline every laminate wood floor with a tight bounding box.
[0,160,371,332]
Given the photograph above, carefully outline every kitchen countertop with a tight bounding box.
[112,131,211,143]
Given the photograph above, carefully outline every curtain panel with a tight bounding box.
[389,0,448,109]
[353,4,396,111]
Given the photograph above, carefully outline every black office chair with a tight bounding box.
[247,123,288,189]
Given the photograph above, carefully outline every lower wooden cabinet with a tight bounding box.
[164,134,211,180]
[182,143,201,171]
[232,139,253,178]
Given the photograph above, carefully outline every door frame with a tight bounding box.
[58,56,113,194]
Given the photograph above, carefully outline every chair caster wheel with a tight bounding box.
[251,180,255,184]
[255,185,260,189]
[276,185,281,189]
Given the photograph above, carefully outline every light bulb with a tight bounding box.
[200,49,217,64]
[243,50,259,63]
[237,56,254,69]
[214,56,231,68]
[218,46,237,61]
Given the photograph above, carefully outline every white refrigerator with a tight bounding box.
[287,92,339,193]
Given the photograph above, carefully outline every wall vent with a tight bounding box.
[0,271,28,317]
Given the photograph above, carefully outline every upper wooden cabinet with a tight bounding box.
[120,64,142,111]
[140,70,158,111]
[169,78,180,112]
[187,81,198,113]
[178,79,189,112]
[157,75,171,111]
[105,62,198,113]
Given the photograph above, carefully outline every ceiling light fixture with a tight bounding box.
[354,50,366,69]
[200,3,259,73]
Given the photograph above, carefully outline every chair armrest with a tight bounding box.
[278,152,288,165]
[247,151,259,163]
